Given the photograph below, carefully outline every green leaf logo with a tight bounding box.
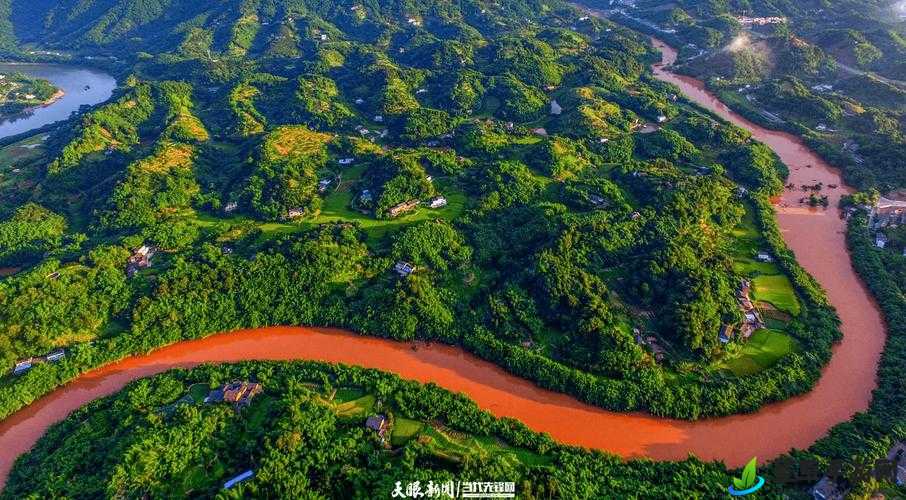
[734,457,758,490]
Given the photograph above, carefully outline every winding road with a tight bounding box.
[0,38,888,488]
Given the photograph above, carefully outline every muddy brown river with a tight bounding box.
[0,40,887,487]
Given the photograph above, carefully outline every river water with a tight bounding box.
[0,41,888,487]
[0,63,116,140]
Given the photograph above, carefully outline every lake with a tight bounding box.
[0,63,117,140]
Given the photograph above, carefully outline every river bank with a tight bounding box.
[0,36,889,489]
[0,63,115,140]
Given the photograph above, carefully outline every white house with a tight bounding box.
[428,196,447,209]
[338,158,355,165]
[876,233,888,248]
[756,252,773,263]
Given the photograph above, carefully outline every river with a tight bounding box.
[0,41,888,487]
[0,63,116,140]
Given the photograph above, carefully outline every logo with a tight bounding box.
[728,457,765,496]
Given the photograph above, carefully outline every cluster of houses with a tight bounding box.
[719,279,764,344]
[353,124,388,141]
[869,197,906,252]
[204,380,263,408]
[126,245,156,278]
[13,348,65,376]
[634,328,666,362]
[734,15,786,25]
[869,197,906,230]
[810,440,906,499]
[386,196,447,218]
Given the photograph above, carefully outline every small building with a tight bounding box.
[428,196,447,209]
[45,349,65,362]
[630,211,642,220]
[355,98,364,104]
[532,128,548,136]
[360,189,373,203]
[718,324,734,344]
[318,179,332,193]
[588,194,606,208]
[126,245,156,277]
[388,199,419,217]
[223,470,255,490]
[12,359,33,375]
[223,201,238,213]
[338,158,355,165]
[888,441,906,486]
[394,261,415,277]
[657,115,668,123]
[876,233,888,249]
[373,115,384,123]
[810,476,846,500]
[366,415,388,436]
[756,252,774,263]
[287,207,305,218]
[550,100,562,115]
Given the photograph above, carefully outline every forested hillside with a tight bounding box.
[0,0,904,498]
[3,361,738,498]
[615,0,906,190]
[0,0,842,423]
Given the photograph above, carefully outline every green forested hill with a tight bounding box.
[0,0,840,423]
[1,0,554,58]
[0,0,903,498]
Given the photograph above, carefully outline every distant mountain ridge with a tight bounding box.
[0,0,554,58]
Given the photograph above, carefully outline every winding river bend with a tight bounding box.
[0,63,116,140]
[0,41,888,487]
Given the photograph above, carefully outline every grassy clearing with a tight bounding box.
[729,203,801,317]
[187,383,209,403]
[752,274,801,316]
[333,394,375,417]
[719,328,796,376]
[333,387,365,403]
[186,171,466,246]
[390,417,423,446]
[420,426,552,467]
[314,188,467,242]
[263,126,332,160]
[0,133,46,200]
